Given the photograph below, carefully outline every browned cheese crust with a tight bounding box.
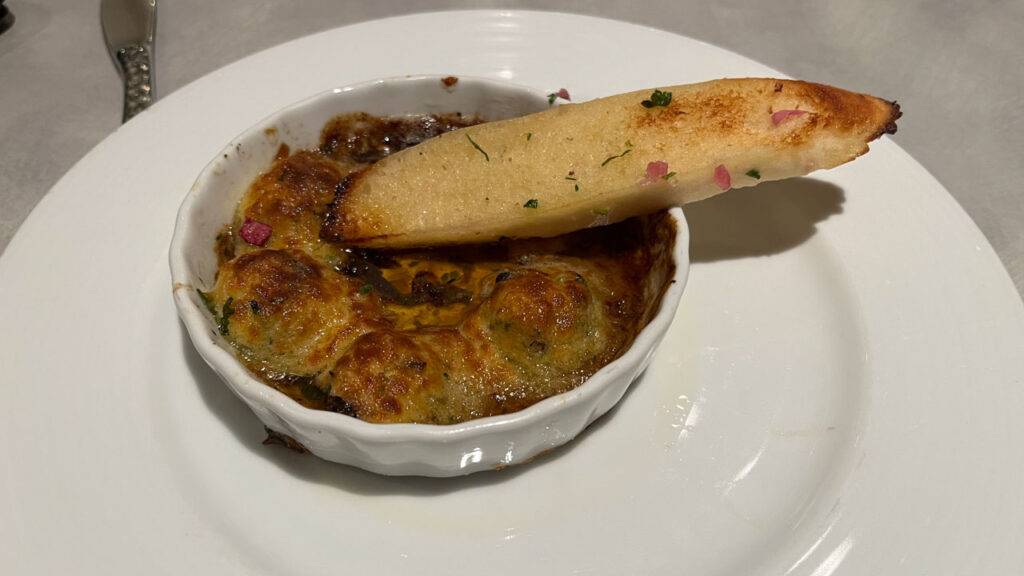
[322,78,900,248]
[206,249,387,378]
[203,113,677,424]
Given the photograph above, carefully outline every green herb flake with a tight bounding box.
[547,93,558,105]
[574,184,579,192]
[196,289,216,315]
[441,271,461,284]
[218,297,235,336]
[523,198,539,209]
[565,176,577,181]
[592,208,609,216]
[641,89,672,108]
[662,171,677,180]
[526,132,533,141]
[625,139,634,147]
[601,148,632,167]
[746,169,761,179]
[466,134,489,161]
[359,284,374,294]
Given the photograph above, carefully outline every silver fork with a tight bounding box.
[101,0,157,122]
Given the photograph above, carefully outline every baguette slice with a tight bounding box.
[322,78,900,247]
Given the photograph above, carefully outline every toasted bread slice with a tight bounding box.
[322,78,900,247]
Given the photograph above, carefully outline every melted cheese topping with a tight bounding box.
[204,113,676,424]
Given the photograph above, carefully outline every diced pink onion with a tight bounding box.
[637,161,670,186]
[239,217,273,246]
[646,161,669,179]
[556,88,571,101]
[771,109,807,125]
[714,164,731,190]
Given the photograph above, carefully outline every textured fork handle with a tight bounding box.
[116,43,154,122]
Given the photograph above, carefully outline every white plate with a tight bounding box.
[2,10,1023,575]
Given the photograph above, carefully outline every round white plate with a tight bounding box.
[2,10,1023,575]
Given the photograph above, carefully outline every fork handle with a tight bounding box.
[115,43,154,122]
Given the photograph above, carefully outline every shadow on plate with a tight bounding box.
[0,7,12,37]
[685,177,844,262]
[178,176,842,493]
[180,322,640,495]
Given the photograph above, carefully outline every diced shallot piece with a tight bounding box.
[638,160,670,185]
[239,217,273,246]
[714,164,731,190]
[771,109,807,125]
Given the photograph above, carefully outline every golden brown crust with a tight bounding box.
[209,249,385,377]
[236,148,346,258]
[475,268,602,377]
[325,78,900,248]
[325,330,450,423]
[206,114,680,425]
[319,171,364,244]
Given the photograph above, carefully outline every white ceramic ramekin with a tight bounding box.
[170,75,690,476]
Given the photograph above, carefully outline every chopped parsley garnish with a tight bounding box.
[592,208,609,216]
[641,89,672,108]
[601,148,632,167]
[196,289,216,315]
[547,93,558,105]
[662,171,677,180]
[746,169,761,179]
[523,198,539,208]
[574,184,579,192]
[441,271,461,284]
[466,134,489,161]
[526,132,533,141]
[359,284,374,294]
[218,297,235,336]
[565,175,577,181]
